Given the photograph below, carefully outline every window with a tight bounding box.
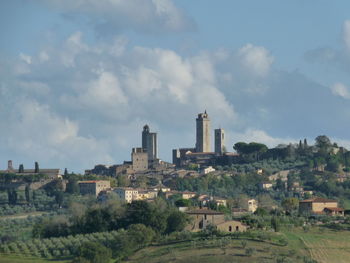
[236,226,239,231]
[229,226,232,232]
[204,214,207,220]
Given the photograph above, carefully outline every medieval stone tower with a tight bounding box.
[196,111,211,152]
[215,128,225,154]
[142,125,158,161]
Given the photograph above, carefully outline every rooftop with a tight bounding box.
[186,209,224,215]
[300,197,337,203]
[78,180,109,184]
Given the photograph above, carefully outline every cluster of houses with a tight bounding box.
[79,180,344,235]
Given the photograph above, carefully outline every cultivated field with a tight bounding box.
[1,227,349,263]
[284,228,350,263]
[125,227,350,263]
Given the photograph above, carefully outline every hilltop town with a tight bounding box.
[1,111,350,262]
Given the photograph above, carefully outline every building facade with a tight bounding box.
[114,187,158,203]
[248,199,258,213]
[142,125,158,161]
[216,221,247,232]
[115,187,139,203]
[78,180,110,196]
[214,128,225,154]
[131,148,148,171]
[185,209,225,231]
[196,111,211,153]
[299,197,343,215]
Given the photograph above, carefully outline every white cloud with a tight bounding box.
[238,44,274,77]
[3,99,114,170]
[19,53,32,64]
[330,82,350,99]
[39,51,50,62]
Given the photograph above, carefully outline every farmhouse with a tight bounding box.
[185,209,246,232]
[299,197,344,216]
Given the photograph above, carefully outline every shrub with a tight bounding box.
[245,247,255,257]
[77,241,112,263]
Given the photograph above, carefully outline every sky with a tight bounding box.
[2,0,350,172]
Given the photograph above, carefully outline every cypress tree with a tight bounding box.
[19,164,24,173]
[35,162,39,173]
[304,138,308,147]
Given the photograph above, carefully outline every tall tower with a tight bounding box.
[215,128,225,154]
[142,125,158,161]
[196,111,211,152]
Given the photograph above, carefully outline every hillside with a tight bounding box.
[124,227,350,263]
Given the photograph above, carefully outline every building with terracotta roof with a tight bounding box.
[299,197,343,216]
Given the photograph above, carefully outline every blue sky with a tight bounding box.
[1,0,350,172]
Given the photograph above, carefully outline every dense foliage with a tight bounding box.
[33,199,189,239]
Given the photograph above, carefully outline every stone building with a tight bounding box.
[114,187,139,203]
[131,147,148,172]
[1,160,61,178]
[185,209,246,232]
[185,209,225,231]
[114,187,158,203]
[214,128,225,155]
[172,112,240,167]
[196,111,211,153]
[216,221,247,232]
[248,199,258,213]
[299,197,343,215]
[78,180,110,196]
[142,125,158,161]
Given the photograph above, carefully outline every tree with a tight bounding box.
[127,224,156,246]
[315,135,332,158]
[166,211,189,233]
[254,207,268,216]
[8,189,17,205]
[35,162,39,173]
[271,216,280,232]
[281,198,299,214]
[315,135,332,149]
[233,142,268,161]
[124,201,168,234]
[326,156,341,172]
[55,191,64,207]
[234,142,249,154]
[66,179,79,194]
[19,164,24,173]
[275,178,285,191]
[25,185,32,203]
[77,242,111,263]
[175,199,191,207]
[287,173,295,191]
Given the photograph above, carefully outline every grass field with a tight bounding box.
[284,227,350,263]
[0,211,46,220]
[0,254,70,263]
[1,227,349,263]
[124,238,306,263]
[124,227,350,263]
